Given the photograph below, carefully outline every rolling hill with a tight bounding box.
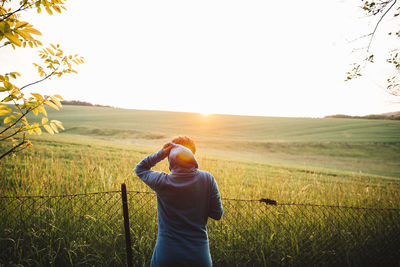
[23,105,400,177]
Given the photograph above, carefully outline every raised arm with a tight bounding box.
[134,143,173,191]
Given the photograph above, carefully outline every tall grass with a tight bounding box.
[1,135,400,207]
[2,191,399,266]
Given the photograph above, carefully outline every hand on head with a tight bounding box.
[162,142,174,157]
[163,136,196,157]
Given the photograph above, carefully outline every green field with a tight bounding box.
[2,104,400,201]
[1,105,400,266]
[25,105,400,177]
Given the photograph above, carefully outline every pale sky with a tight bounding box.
[1,0,399,117]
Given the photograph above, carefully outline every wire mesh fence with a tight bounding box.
[1,188,400,266]
[208,199,400,267]
[0,191,125,266]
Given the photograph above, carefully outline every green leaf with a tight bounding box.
[31,93,44,101]
[16,29,34,41]
[46,47,55,56]
[44,100,59,110]
[43,124,54,134]
[42,117,48,125]
[50,96,62,107]
[50,122,59,133]
[3,116,12,124]
[24,27,42,36]
[45,6,53,15]
[4,80,12,90]
[53,6,62,13]
[51,120,64,130]
[38,104,47,116]
[0,21,11,34]
[15,21,29,29]
[2,96,13,103]
[34,127,42,135]
[54,94,64,100]
[0,109,11,116]
[5,33,21,47]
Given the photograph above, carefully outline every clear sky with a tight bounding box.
[1,0,399,117]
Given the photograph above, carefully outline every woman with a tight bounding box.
[134,136,223,267]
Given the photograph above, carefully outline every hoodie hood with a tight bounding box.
[168,143,198,173]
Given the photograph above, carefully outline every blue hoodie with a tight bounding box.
[134,144,223,267]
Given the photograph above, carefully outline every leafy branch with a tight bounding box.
[0,1,33,23]
[0,0,82,160]
[346,0,399,96]
[0,133,29,160]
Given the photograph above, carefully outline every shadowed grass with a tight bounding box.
[1,191,399,267]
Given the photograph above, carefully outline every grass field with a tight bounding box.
[1,105,400,266]
[24,105,400,177]
[2,133,400,207]
[1,105,399,197]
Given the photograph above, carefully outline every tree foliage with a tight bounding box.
[0,0,83,160]
[346,0,399,96]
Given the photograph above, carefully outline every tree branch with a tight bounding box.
[13,144,29,154]
[347,33,373,44]
[0,61,62,139]
[19,64,60,91]
[0,107,31,136]
[0,43,11,49]
[0,138,27,160]
[0,1,33,23]
[0,128,24,142]
[0,95,49,136]
[367,0,398,53]
[12,98,23,113]
[1,58,62,107]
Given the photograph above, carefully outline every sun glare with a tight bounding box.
[200,112,211,117]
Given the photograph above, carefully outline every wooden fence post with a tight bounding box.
[121,183,133,267]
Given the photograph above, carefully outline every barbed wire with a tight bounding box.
[0,190,121,199]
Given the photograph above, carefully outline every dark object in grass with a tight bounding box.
[259,198,277,205]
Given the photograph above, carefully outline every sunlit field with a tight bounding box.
[24,105,400,177]
[1,106,400,266]
[1,134,400,208]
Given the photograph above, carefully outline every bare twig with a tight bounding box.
[352,46,368,53]
[19,65,60,91]
[0,137,27,160]
[0,107,31,136]
[347,33,373,44]
[0,128,22,142]
[13,142,30,153]
[1,59,61,110]
[367,0,398,53]
[0,43,11,49]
